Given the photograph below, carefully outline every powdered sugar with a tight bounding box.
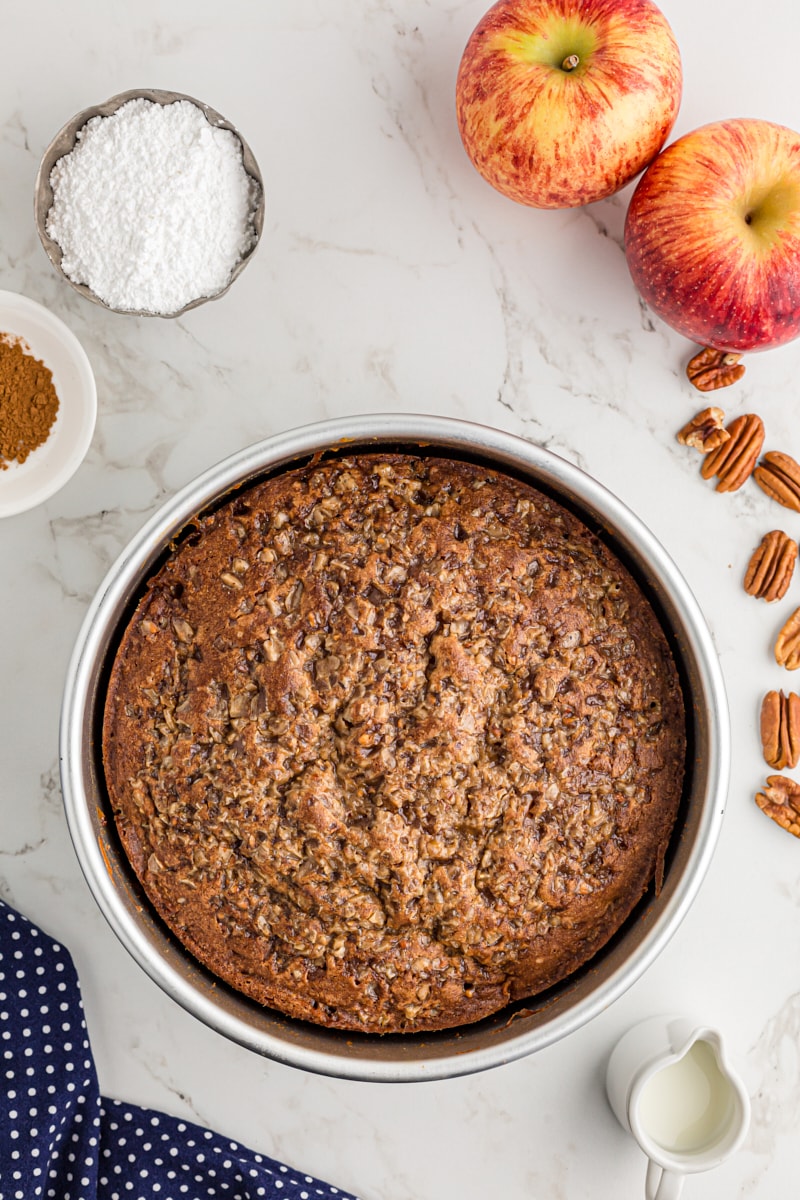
[46,97,260,315]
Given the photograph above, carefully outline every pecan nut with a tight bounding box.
[753,451,800,512]
[775,607,800,669]
[755,774,800,838]
[760,690,800,768]
[744,530,798,601]
[676,407,730,453]
[686,346,746,392]
[701,413,765,492]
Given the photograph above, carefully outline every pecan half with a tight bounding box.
[744,530,798,601]
[754,451,800,512]
[760,690,800,768]
[676,407,730,453]
[775,607,800,669]
[755,774,800,838]
[686,346,746,392]
[701,413,765,492]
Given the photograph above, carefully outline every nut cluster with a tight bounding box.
[685,347,745,392]
[676,407,729,453]
[775,609,800,669]
[754,452,800,511]
[700,413,764,492]
[744,531,797,602]
[755,775,800,838]
[677,401,800,838]
[760,690,800,769]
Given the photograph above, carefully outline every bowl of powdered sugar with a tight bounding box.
[35,89,264,318]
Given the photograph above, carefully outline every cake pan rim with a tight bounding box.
[60,413,730,1082]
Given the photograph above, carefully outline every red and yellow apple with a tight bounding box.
[455,0,682,209]
[625,119,800,353]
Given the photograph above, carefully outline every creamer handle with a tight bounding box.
[645,1159,683,1200]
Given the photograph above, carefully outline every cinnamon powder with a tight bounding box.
[0,336,59,469]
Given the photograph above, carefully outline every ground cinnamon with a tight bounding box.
[0,335,59,469]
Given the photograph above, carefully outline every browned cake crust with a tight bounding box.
[102,454,686,1034]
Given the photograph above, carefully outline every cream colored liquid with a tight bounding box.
[638,1040,734,1154]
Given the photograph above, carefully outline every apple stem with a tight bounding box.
[561,54,580,71]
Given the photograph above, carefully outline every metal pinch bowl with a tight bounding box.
[60,414,731,1083]
[34,88,265,318]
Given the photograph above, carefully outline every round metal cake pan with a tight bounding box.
[60,414,730,1082]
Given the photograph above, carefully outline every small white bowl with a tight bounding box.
[0,291,96,517]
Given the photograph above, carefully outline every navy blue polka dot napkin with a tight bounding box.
[0,901,359,1200]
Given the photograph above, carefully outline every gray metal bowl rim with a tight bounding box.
[34,88,264,319]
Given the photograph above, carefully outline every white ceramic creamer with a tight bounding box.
[606,1016,750,1200]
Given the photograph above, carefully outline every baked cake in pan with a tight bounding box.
[102,454,686,1034]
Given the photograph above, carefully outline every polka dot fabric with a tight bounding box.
[0,902,358,1200]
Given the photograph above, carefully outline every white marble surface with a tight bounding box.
[2,2,800,1197]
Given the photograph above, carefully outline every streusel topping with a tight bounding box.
[103,455,685,1033]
